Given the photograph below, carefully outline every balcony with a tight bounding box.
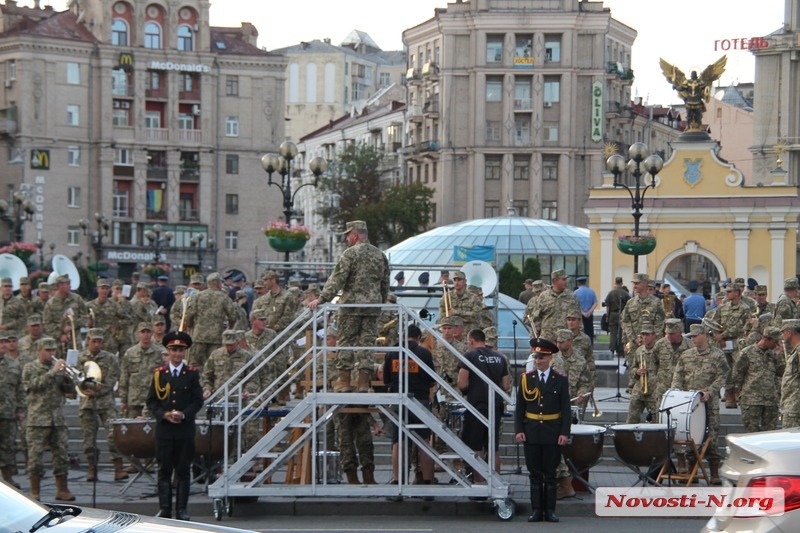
[418,140,439,153]
[407,104,423,122]
[146,87,167,98]
[144,128,168,142]
[422,100,439,117]
[177,129,202,143]
[422,61,439,80]
[514,134,532,147]
[112,84,134,97]
[179,208,199,221]
[147,167,168,180]
[113,165,135,177]
[180,168,199,181]
[514,98,532,111]
[606,62,634,81]
[179,89,200,100]
[0,117,17,134]
[405,67,421,85]
[146,209,167,220]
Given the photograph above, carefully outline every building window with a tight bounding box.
[145,111,161,129]
[67,186,81,208]
[111,18,128,46]
[515,34,532,60]
[514,118,531,145]
[112,69,130,96]
[115,148,133,165]
[225,231,238,250]
[543,155,559,181]
[225,117,239,137]
[225,154,239,174]
[544,124,559,142]
[542,200,558,220]
[144,21,161,49]
[485,156,502,180]
[178,113,194,130]
[484,200,501,218]
[113,187,129,218]
[112,100,131,126]
[545,35,561,63]
[225,75,239,96]
[544,77,560,104]
[486,35,503,63]
[486,78,503,102]
[351,82,365,101]
[225,194,239,215]
[67,226,80,246]
[379,72,391,87]
[177,25,193,51]
[513,157,529,180]
[147,71,161,91]
[66,63,80,84]
[67,146,80,166]
[66,105,80,126]
[7,59,15,81]
[485,121,501,142]
[513,200,529,217]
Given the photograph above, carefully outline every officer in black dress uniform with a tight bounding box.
[146,330,204,520]
[514,337,571,523]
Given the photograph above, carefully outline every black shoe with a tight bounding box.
[386,495,403,502]
[155,509,172,519]
[545,510,560,522]
[528,510,543,522]
[175,510,191,521]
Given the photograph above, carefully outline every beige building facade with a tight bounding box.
[0,0,287,281]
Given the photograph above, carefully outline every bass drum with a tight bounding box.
[110,419,156,459]
[194,420,235,461]
[562,424,605,472]
[611,424,672,467]
[659,389,706,444]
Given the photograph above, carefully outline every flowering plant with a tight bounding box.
[617,233,656,245]
[143,263,173,277]
[261,221,311,240]
[0,241,37,265]
[87,259,117,272]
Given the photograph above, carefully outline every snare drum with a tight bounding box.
[563,424,606,472]
[611,424,672,467]
[110,418,156,459]
[659,389,706,444]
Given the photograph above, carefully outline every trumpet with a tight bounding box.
[53,357,103,398]
[588,392,603,418]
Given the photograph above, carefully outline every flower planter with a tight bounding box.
[268,236,307,253]
[616,236,656,256]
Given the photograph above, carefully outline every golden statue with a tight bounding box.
[659,56,727,132]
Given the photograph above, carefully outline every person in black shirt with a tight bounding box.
[457,328,510,481]
[383,324,436,493]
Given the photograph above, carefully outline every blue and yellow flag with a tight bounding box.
[453,245,495,265]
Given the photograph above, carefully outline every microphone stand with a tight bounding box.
[600,294,628,402]
[90,393,99,508]
[511,319,521,475]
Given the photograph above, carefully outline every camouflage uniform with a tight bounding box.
[18,293,35,316]
[77,344,123,462]
[652,334,693,402]
[671,343,729,461]
[781,341,800,428]
[87,296,131,346]
[252,285,296,384]
[439,288,483,335]
[432,334,467,390]
[716,295,751,392]
[771,292,797,329]
[0,354,24,473]
[571,331,595,387]
[110,296,136,358]
[732,341,784,432]
[42,291,88,355]
[318,238,390,374]
[525,286,581,342]
[562,349,591,408]
[739,313,773,350]
[182,279,239,369]
[130,297,157,330]
[626,342,659,423]
[335,412,374,475]
[620,294,665,378]
[23,354,76,477]
[245,326,279,389]
[119,342,165,417]
[0,295,27,333]
[169,292,186,333]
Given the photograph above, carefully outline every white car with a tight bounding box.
[0,481,255,533]
[702,427,800,533]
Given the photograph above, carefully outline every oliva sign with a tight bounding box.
[591,81,603,143]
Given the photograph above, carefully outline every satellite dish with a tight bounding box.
[47,254,81,290]
[460,260,498,297]
[0,254,29,291]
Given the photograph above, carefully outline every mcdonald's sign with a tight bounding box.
[30,149,50,170]
[118,52,134,70]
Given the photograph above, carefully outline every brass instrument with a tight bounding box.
[588,392,603,418]
[54,357,103,398]
[442,281,452,317]
[639,351,648,395]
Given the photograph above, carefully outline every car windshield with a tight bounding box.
[0,482,49,529]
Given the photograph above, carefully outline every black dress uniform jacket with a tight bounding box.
[146,364,204,439]
[514,369,571,444]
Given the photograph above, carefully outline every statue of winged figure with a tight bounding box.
[659,56,727,132]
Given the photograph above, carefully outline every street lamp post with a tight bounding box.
[606,142,664,273]
[78,212,110,264]
[190,233,215,272]
[261,141,328,282]
[144,224,173,265]
[0,190,35,242]
[35,239,55,270]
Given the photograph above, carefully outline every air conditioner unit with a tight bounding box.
[543,102,553,108]
[191,104,201,116]
[3,80,10,88]
[193,24,199,32]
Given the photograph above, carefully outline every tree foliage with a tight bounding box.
[318,142,435,246]
[499,261,524,298]
[522,257,542,283]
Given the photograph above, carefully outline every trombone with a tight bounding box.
[442,281,452,317]
[639,351,649,395]
[571,391,603,418]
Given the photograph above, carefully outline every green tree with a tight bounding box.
[522,257,542,283]
[499,261,524,298]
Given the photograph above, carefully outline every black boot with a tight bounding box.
[544,481,560,522]
[528,480,543,522]
[155,480,172,518]
[175,479,191,521]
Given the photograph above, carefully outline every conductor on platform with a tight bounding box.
[146,330,204,521]
[514,337,571,523]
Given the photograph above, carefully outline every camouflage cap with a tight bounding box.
[250,308,268,321]
[96,278,110,287]
[26,314,42,325]
[565,309,581,320]
[781,319,800,332]
[206,272,221,283]
[137,321,153,332]
[664,318,683,333]
[532,280,544,290]
[86,328,105,340]
[151,314,166,325]
[253,279,265,289]
[0,277,12,287]
[174,284,187,294]
[725,283,742,292]
[785,277,799,290]
[36,337,58,350]
[647,279,656,288]
[687,324,709,337]
[555,329,573,343]
[755,285,768,294]
[341,220,367,234]
[437,315,463,328]
[551,269,567,280]
[467,284,482,294]
[524,279,534,285]
[326,326,338,338]
[452,271,466,280]
[734,277,746,285]
[305,283,319,295]
[262,270,278,280]
[287,286,302,296]
[483,326,498,344]
[640,323,656,334]
[190,273,205,284]
[136,282,150,291]
[235,290,247,300]
[19,276,29,285]
[4,329,18,340]
[56,274,70,284]
[758,313,773,326]
[762,326,781,341]
[631,273,649,284]
[288,280,301,288]
[0,330,8,341]
[222,330,241,344]
[38,282,50,290]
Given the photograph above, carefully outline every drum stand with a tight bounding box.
[613,456,664,487]
[565,458,598,493]
[118,456,156,494]
[655,399,709,486]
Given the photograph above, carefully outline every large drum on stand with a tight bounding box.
[110,419,156,459]
[611,424,672,468]
[659,389,706,444]
[194,420,234,462]
[562,424,606,492]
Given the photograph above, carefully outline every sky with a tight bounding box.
[46,0,785,106]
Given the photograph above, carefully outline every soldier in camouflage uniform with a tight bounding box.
[620,273,665,389]
[17,276,34,316]
[739,312,772,350]
[109,280,136,358]
[565,311,595,389]
[245,309,278,397]
[42,275,88,357]
[309,220,390,393]
[87,278,132,348]
[653,318,693,402]
[31,282,50,316]
[555,329,591,412]
[780,319,800,428]
[439,271,483,337]
[732,326,784,433]
[714,283,751,408]
[752,285,775,317]
[77,329,127,481]
[18,313,44,357]
[525,269,581,342]
[169,285,187,332]
[671,323,729,485]
[433,316,467,389]
[771,277,798,329]
[732,277,757,313]
[0,277,27,333]
[377,293,400,348]
[335,399,376,484]
[23,337,77,501]
[119,322,165,418]
[252,270,296,401]
[232,291,250,330]
[182,272,238,370]
[626,324,660,423]
[0,335,24,488]
[468,284,495,331]
[130,284,158,330]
